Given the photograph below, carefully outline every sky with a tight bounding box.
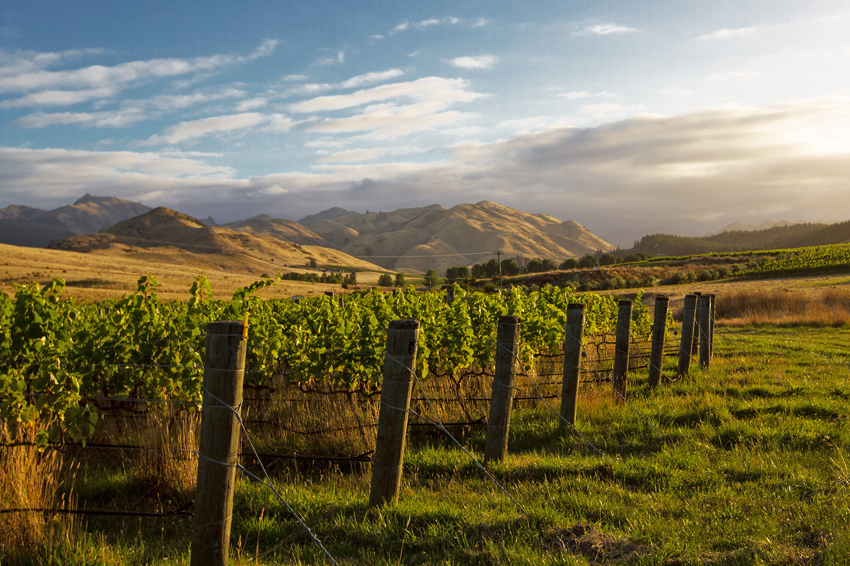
[2,0,850,245]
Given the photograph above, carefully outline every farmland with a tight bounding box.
[2,247,850,564]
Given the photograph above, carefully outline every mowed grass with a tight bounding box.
[6,325,850,565]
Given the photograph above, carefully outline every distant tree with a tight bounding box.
[526,259,543,273]
[308,257,318,268]
[559,258,578,270]
[485,258,500,278]
[394,273,406,287]
[599,252,617,266]
[471,263,486,279]
[424,269,439,288]
[541,258,557,271]
[500,258,520,276]
[577,254,597,269]
[445,266,470,281]
[377,273,394,287]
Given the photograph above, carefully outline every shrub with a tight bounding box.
[559,258,578,270]
[377,273,394,287]
[672,272,687,285]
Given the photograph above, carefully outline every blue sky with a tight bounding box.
[2,0,849,244]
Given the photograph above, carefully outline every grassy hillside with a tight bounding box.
[632,220,850,257]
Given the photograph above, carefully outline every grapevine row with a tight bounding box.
[0,274,658,444]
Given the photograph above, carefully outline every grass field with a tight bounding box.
[4,321,849,565]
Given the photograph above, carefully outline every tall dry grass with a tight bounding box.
[0,424,79,564]
[715,288,850,326]
[94,403,200,497]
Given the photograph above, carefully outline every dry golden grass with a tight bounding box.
[0,242,386,302]
[0,424,79,563]
[715,288,850,326]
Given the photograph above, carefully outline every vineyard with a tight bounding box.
[0,275,659,446]
[737,243,850,278]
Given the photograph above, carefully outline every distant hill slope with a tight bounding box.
[47,207,384,275]
[632,221,850,257]
[297,207,354,226]
[222,215,329,246]
[0,194,151,247]
[713,220,796,234]
[302,201,614,273]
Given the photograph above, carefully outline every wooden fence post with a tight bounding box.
[484,316,521,462]
[699,294,712,368]
[369,319,420,507]
[691,292,702,356]
[612,300,633,403]
[446,286,455,304]
[648,295,669,387]
[191,321,247,566]
[708,295,717,358]
[560,304,585,426]
[678,294,698,375]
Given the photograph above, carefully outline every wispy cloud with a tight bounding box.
[697,27,757,41]
[283,74,309,81]
[340,68,405,89]
[315,145,426,163]
[581,24,637,35]
[289,77,483,113]
[447,55,498,69]
[0,41,278,110]
[142,112,269,145]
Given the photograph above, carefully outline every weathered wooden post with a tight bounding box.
[191,321,247,566]
[338,296,344,308]
[324,290,335,299]
[708,294,716,359]
[369,319,420,507]
[446,286,455,304]
[560,304,585,426]
[677,294,698,375]
[691,292,702,357]
[648,295,669,387]
[484,316,521,462]
[612,300,632,403]
[699,294,712,368]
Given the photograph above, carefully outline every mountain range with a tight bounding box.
[1,195,616,274]
[0,194,151,248]
[297,201,614,273]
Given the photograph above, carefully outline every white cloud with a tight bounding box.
[340,68,405,89]
[447,55,498,69]
[472,18,489,28]
[415,19,441,29]
[283,74,309,81]
[315,145,427,163]
[235,97,268,111]
[289,76,484,113]
[248,39,280,60]
[143,112,268,145]
[393,20,410,33]
[697,27,757,41]
[581,24,637,35]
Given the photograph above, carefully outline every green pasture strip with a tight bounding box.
[23,325,850,565]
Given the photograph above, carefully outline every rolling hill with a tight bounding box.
[0,194,152,247]
[47,207,384,275]
[300,201,614,273]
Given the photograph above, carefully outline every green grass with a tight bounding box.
[10,326,850,565]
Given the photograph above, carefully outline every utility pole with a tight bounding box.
[496,249,502,294]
